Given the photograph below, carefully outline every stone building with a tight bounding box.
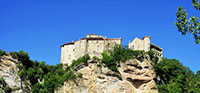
[61,34,122,65]
[129,36,163,59]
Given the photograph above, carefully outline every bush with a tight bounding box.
[70,54,90,69]
[9,51,18,59]
[148,50,159,64]
[3,86,12,93]
[93,56,100,61]
[101,51,118,72]
[77,73,82,78]
[0,77,12,92]
[32,83,44,93]
[0,77,7,87]
[0,49,6,56]
[101,45,145,72]
[97,64,102,67]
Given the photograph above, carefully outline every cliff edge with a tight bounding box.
[57,54,158,93]
[0,53,31,93]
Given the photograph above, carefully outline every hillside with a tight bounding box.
[0,52,31,93]
[0,45,200,93]
[56,53,157,92]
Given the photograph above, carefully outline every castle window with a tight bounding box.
[73,49,75,51]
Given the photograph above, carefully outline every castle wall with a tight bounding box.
[87,40,105,58]
[61,47,65,64]
[105,39,121,50]
[129,36,163,62]
[61,34,122,65]
[143,37,151,51]
[129,37,150,52]
[61,44,75,65]
[129,38,144,50]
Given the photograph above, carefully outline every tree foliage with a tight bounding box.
[9,50,85,93]
[0,49,6,56]
[0,77,12,93]
[101,45,145,72]
[70,54,90,70]
[175,0,200,44]
[154,58,200,92]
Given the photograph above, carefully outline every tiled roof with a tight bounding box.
[61,34,121,47]
[61,42,75,47]
[143,36,151,39]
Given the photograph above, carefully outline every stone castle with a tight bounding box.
[61,34,162,65]
[129,36,163,59]
[61,34,122,65]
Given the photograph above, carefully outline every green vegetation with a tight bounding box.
[70,54,90,70]
[101,45,145,72]
[0,49,6,60]
[8,50,89,93]
[0,49,6,56]
[175,0,200,44]
[0,77,12,93]
[154,58,200,92]
[147,50,159,64]
[93,56,100,61]
[77,73,83,78]
[1,45,200,92]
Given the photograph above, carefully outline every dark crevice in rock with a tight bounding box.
[126,78,151,89]
[89,60,97,64]
[97,76,105,79]
[123,69,134,74]
[105,73,122,80]
[144,74,151,77]
[144,66,149,69]
[150,86,157,90]
[137,56,144,62]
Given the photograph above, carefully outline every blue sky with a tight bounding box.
[0,0,199,73]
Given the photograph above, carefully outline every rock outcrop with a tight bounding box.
[0,54,31,93]
[56,56,158,93]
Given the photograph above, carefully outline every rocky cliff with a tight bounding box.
[0,54,31,93]
[56,55,158,93]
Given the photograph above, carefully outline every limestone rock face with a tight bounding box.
[0,55,31,93]
[57,56,158,93]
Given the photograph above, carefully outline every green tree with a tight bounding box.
[175,0,200,44]
[154,58,200,92]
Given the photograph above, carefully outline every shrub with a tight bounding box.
[101,51,118,72]
[77,73,82,78]
[0,77,12,92]
[97,64,102,67]
[93,56,100,61]
[101,45,145,72]
[3,86,12,93]
[70,54,90,69]
[0,77,7,87]
[148,50,159,64]
[33,83,44,93]
[0,49,6,56]
[9,51,18,59]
